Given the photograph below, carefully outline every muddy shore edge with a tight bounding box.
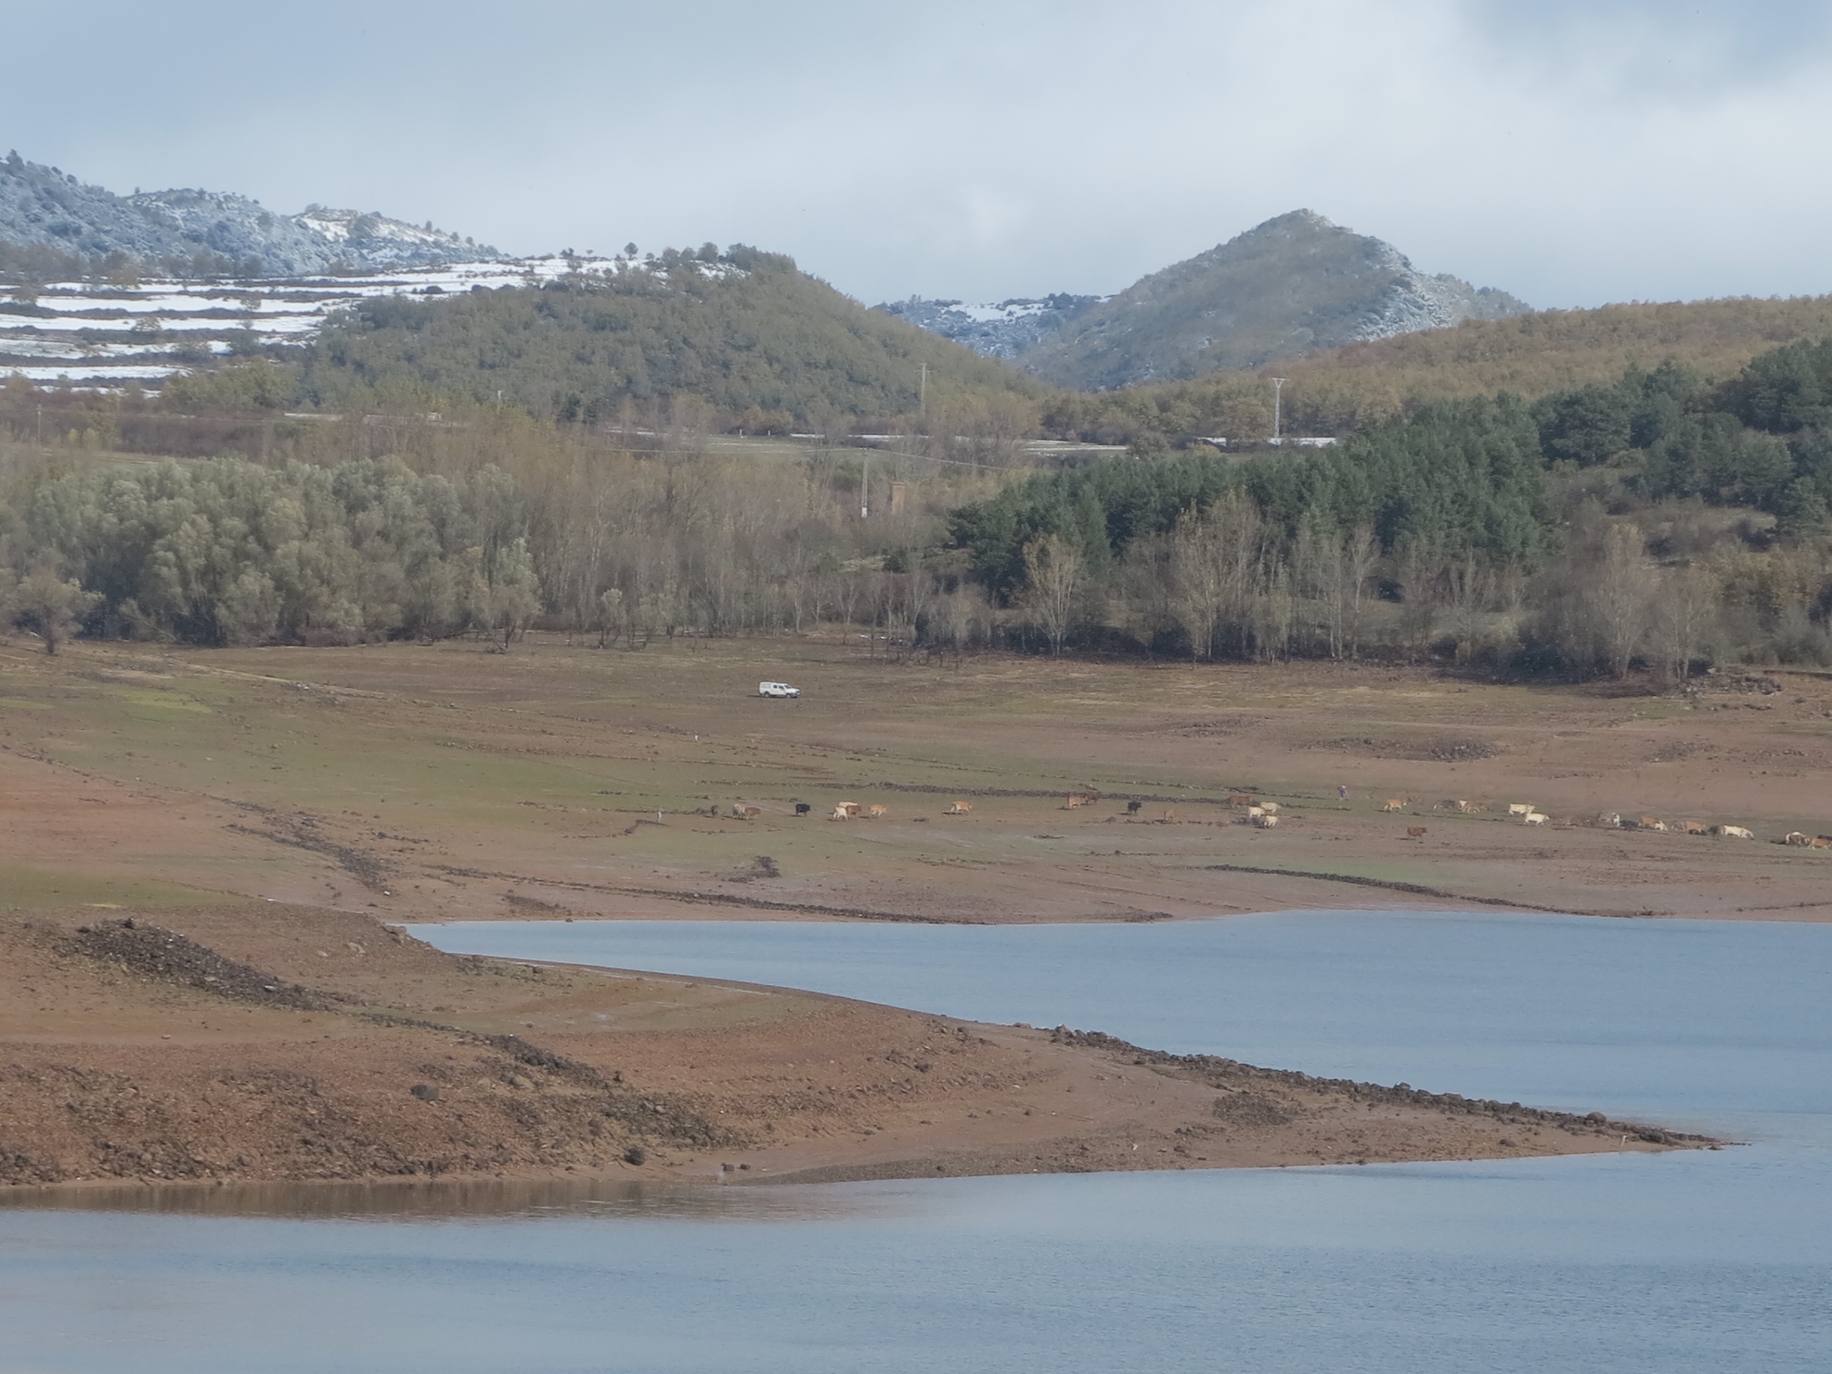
[0,902,1717,1196]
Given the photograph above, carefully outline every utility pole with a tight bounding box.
[1269,377,1287,444]
[860,449,870,519]
[918,362,927,421]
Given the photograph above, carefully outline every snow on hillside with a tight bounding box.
[0,254,732,390]
[875,293,1105,359]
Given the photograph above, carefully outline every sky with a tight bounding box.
[6,0,1830,308]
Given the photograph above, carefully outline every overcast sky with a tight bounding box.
[7,1,1829,307]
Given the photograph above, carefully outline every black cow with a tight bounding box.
[794,802,812,816]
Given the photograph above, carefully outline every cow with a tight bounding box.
[1406,825,1428,840]
[1810,836,1832,850]
[1064,793,1088,809]
[1259,802,1280,815]
[1380,798,1406,813]
[1228,793,1256,808]
[1245,806,1265,821]
[1636,816,1667,833]
[1680,820,1709,835]
[1439,799,1472,814]
[1125,800,1143,816]
[1253,812,1279,829]
[1506,803,1534,817]
[944,801,974,816]
[1159,808,1177,824]
[1593,811,1622,829]
[829,805,851,821]
[793,802,812,817]
[1784,831,1811,847]
[731,803,761,819]
[1712,824,1754,839]
[835,801,862,817]
[865,804,888,819]
[1522,811,1550,826]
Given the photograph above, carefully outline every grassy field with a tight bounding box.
[4,631,1831,922]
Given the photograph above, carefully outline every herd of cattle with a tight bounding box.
[725,791,1827,848]
[1377,796,1826,847]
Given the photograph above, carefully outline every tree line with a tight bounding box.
[952,337,1832,676]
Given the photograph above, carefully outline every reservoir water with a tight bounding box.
[4,911,1829,1372]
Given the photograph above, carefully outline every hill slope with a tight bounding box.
[1041,294,1832,443]
[0,152,495,275]
[294,246,1042,424]
[1018,210,1528,388]
[875,294,1105,359]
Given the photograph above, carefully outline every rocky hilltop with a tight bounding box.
[876,293,1104,359]
[0,152,496,275]
[886,210,1530,389]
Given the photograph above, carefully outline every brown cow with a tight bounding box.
[865,804,888,819]
[1406,825,1428,840]
[1380,798,1407,813]
[1636,815,1667,833]
[944,801,974,816]
[1680,820,1709,835]
[1810,836,1832,849]
[1228,793,1256,808]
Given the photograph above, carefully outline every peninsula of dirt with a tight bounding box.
[0,902,1708,1192]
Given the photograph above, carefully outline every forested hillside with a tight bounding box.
[286,246,1042,430]
[952,336,1832,674]
[1045,296,1832,445]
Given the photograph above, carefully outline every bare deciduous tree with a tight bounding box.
[1022,533,1083,656]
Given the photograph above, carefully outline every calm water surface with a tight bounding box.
[2,910,1828,1373]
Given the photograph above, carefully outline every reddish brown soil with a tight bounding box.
[0,903,1700,1191]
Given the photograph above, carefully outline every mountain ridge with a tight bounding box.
[880,209,1531,389]
[0,152,496,275]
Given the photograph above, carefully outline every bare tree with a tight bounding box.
[1169,508,1227,660]
[1022,534,1083,656]
[1343,524,1380,659]
[1652,562,1717,685]
[1591,524,1659,678]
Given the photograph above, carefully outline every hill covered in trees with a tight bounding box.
[1043,295,1832,446]
[281,246,1042,430]
[950,334,1832,675]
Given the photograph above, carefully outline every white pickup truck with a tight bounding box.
[758,680,801,699]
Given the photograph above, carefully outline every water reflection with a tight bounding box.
[0,1174,889,1223]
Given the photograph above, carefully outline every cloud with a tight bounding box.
[3,1,1829,308]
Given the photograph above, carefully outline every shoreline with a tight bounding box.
[1,903,1717,1199]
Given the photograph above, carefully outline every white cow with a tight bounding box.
[1715,824,1754,840]
[1253,813,1280,829]
[1507,803,1534,817]
[1523,811,1550,827]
